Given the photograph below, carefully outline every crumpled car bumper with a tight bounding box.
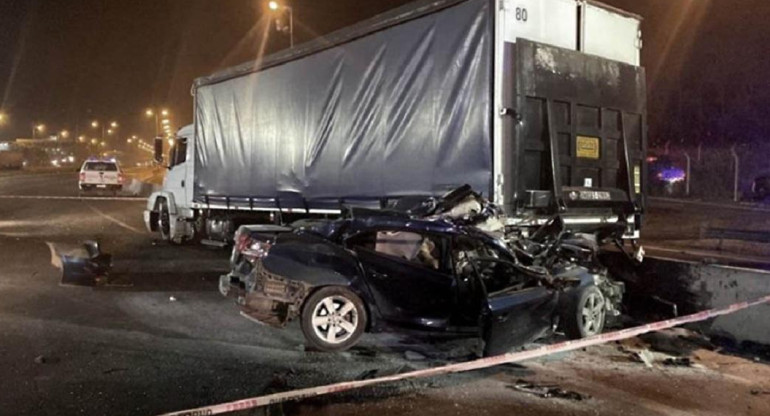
[220,260,310,328]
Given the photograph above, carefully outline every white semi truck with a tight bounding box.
[144,0,646,245]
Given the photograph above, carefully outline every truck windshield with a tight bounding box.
[169,138,187,167]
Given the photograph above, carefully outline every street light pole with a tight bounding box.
[287,6,293,48]
[32,124,45,139]
[145,109,168,136]
[268,1,293,48]
[92,120,118,141]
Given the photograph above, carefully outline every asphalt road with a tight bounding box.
[0,172,449,415]
[1,172,768,416]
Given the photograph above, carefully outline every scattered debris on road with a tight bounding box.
[34,355,60,365]
[662,357,694,367]
[59,240,112,286]
[102,368,128,374]
[404,351,426,361]
[508,379,590,401]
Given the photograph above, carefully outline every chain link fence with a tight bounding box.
[649,143,770,201]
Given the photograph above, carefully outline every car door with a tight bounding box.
[471,258,559,357]
[347,229,456,330]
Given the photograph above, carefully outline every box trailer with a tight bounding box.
[145,0,646,244]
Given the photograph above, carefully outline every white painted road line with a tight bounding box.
[86,204,144,234]
[158,295,770,416]
[0,195,145,201]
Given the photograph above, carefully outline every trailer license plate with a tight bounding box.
[576,136,600,159]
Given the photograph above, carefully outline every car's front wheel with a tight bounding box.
[300,286,367,352]
[561,285,606,339]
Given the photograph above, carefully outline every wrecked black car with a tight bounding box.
[221,210,624,356]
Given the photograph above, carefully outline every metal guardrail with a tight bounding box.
[701,227,770,243]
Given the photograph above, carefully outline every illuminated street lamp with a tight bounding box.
[91,120,118,140]
[78,135,86,143]
[145,108,169,135]
[90,138,98,145]
[0,112,7,125]
[32,124,45,139]
[60,130,69,139]
[268,1,293,47]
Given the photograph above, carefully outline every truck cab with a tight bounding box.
[143,125,195,242]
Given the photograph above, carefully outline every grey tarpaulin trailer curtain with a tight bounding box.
[193,0,492,208]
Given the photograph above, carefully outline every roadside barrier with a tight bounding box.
[158,295,770,416]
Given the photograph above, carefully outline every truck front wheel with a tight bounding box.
[158,199,172,241]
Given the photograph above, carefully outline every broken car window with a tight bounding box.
[347,230,443,270]
[453,237,524,293]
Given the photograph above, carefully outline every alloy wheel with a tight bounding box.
[581,291,605,336]
[311,295,359,344]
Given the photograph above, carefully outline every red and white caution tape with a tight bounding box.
[158,295,770,416]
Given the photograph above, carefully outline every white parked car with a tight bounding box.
[78,158,124,195]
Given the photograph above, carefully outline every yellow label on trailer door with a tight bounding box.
[576,136,600,159]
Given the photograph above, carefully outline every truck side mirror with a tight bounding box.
[153,137,164,164]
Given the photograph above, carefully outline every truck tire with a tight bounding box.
[561,285,606,339]
[300,286,367,352]
[158,199,173,242]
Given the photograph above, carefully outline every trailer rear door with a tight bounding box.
[506,39,646,230]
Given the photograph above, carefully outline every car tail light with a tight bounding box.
[117,173,124,184]
[243,240,272,259]
[234,232,250,253]
[79,172,85,181]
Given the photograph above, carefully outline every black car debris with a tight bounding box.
[220,187,625,356]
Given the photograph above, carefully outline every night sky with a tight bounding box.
[1,0,768,147]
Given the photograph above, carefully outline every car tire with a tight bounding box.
[561,284,606,339]
[300,286,367,352]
